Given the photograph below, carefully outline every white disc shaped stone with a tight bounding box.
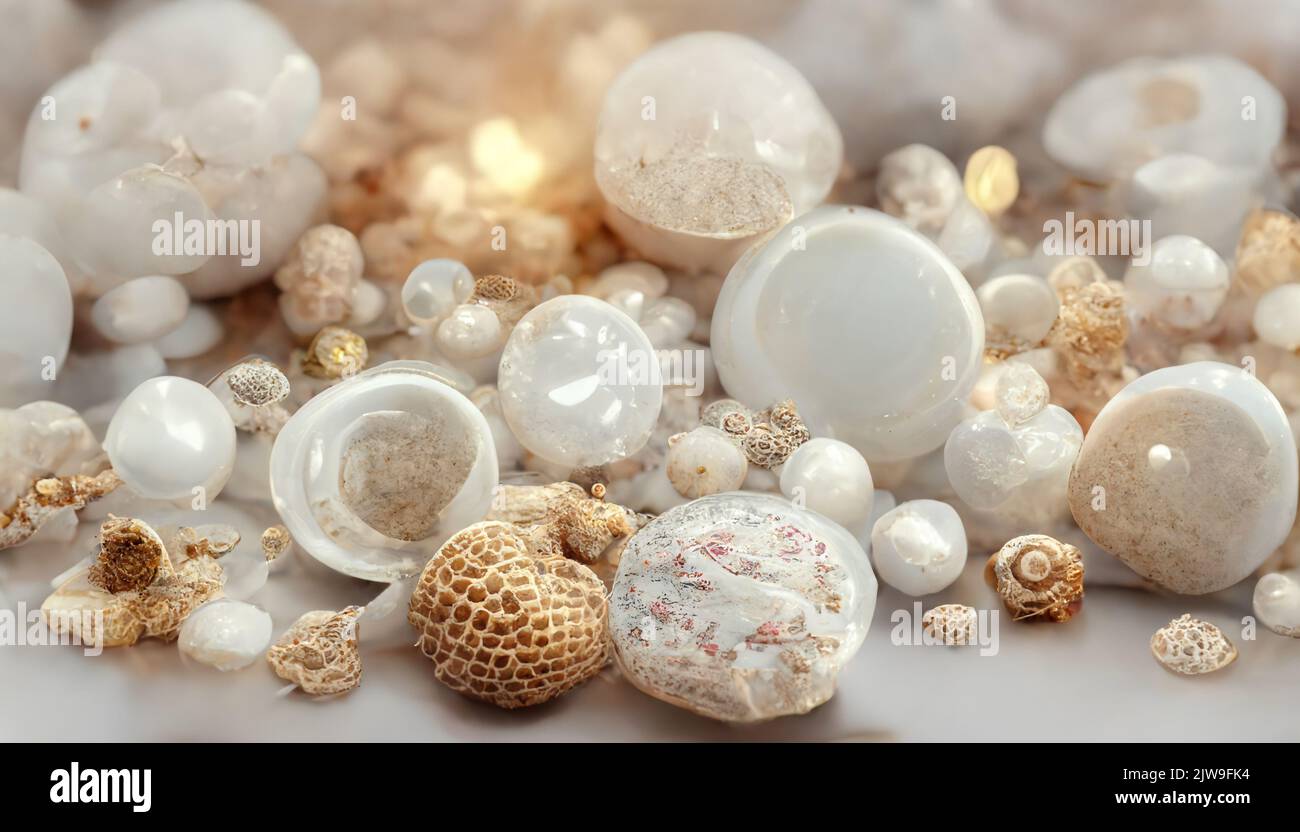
[498,295,663,468]
[104,376,236,501]
[1068,362,1298,594]
[269,361,498,581]
[778,437,874,530]
[711,205,984,463]
[610,492,876,723]
[870,499,967,596]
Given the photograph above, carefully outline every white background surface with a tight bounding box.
[2,498,1294,742]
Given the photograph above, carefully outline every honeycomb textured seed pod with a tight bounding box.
[267,606,363,696]
[87,516,166,593]
[921,604,979,645]
[1150,614,1237,675]
[407,520,609,709]
[986,534,1084,622]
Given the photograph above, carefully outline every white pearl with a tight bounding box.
[178,600,273,671]
[1253,284,1300,350]
[0,237,72,408]
[92,275,190,344]
[499,295,663,467]
[401,258,474,325]
[1253,569,1300,637]
[712,206,984,462]
[104,376,236,501]
[779,437,874,529]
[976,273,1059,344]
[666,426,747,498]
[870,499,967,596]
[1125,235,1229,331]
[435,303,502,360]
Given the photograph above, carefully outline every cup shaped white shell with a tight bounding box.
[269,360,498,581]
[711,205,984,463]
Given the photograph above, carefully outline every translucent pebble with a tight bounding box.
[963,145,1019,216]
[779,437,874,530]
[1069,362,1298,593]
[91,275,189,344]
[712,206,984,462]
[0,237,72,408]
[977,273,1059,345]
[401,258,474,325]
[178,599,273,671]
[870,499,967,596]
[944,411,1029,510]
[154,303,222,359]
[665,426,747,498]
[1126,155,1260,256]
[994,362,1049,427]
[499,295,663,468]
[637,297,696,348]
[603,287,646,321]
[346,279,387,329]
[1253,284,1300,350]
[1253,569,1300,637]
[104,376,237,501]
[590,261,668,300]
[1124,235,1229,331]
[435,303,503,360]
[875,143,962,233]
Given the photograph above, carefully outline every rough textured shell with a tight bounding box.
[1150,614,1237,675]
[988,534,1084,622]
[921,604,979,646]
[267,606,363,695]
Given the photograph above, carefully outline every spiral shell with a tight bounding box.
[986,534,1084,622]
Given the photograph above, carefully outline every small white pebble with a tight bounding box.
[92,275,190,344]
[401,258,474,325]
[1125,235,1229,331]
[154,303,223,359]
[994,362,1049,427]
[1253,284,1300,350]
[976,273,1059,344]
[346,278,388,328]
[638,296,697,348]
[875,143,963,232]
[178,599,273,671]
[436,303,503,360]
[590,261,668,300]
[1253,570,1300,637]
[779,437,873,530]
[665,426,748,499]
[870,499,967,596]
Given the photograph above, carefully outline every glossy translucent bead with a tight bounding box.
[401,258,474,325]
[779,437,874,530]
[870,499,967,596]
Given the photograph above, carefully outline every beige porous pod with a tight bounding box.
[1150,614,1237,676]
[407,520,609,709]
[985,534,1084,623]
[921,604,979,646]
[267,606,363,696]
[1067,362,1298,594]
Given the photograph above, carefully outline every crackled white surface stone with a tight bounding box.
[1069,362,1298,594]
[610,492,876,723]
[712,205,984,462]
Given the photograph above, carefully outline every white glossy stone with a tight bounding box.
[665,426,747,499]
[994,362,1049,427]
[593,32,841,273]
[875,143,963,233]
[870,499,967,596]
[435,303,502,360]
[589,261,668,301]
[1253,569,1300,637]
[1069,362,1298,594]
[178,599,273,671]
[1253,284,1300,350]
[977,273,1059,345]
[712,205,984,462]
[154,303,223,359]
[401,258,474,325]
[1124,235,1228,331]
[104,376,236,501]
[610,492,876,722]
[0,236,72,408]
[779,437,874,530]
[498,295,663,468]
[92,275,190,344]
[269,361,498,581]
[638,297,697,349]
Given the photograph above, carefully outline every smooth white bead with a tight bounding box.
[875,143,963,233]
[590,261,668,300]
[435,303,503,360]
[666,426,747,498]
[91,275,189,344]
[178,599,273,671]
[976,273,1059,344]
[1253,569,1300,637]
[1254,284,1300,350]
[1125,235,1228,331]
[870,499,967,596]
[499,295,663,468]
[104,376,236,501]
[779,437,874,529]
[401,258,474,325]
[638,297,697,348]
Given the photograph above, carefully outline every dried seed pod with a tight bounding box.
[1048,281,1128,388]
[267,606,363,696]
[260,525,292,562]
[986,534,1084,622]
[467,273,538,332]
[224,359,291,407]
[87,516,165,593]
[0,470,122,551]
[173,524,241,560]
[1150,614,1237,675]
[921,604,979,646]
[301,326,368,379]
[485,481,634,562]
[1234,208,1300,294]
[407,520,608,709]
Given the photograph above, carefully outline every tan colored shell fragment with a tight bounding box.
[87,516,165,593]
[986,534,1084,622]
[407,520,609,709]
[921,604,979,645]
[1151,614,1237,676]
[701,398,809,469]
[486,481,633,563]
[42,519,225,648]
[267,606,363,695]
[1233,208,1300,294]
[302,326,368,379]
[260,525,292,561]
[1048,281,1128,388]
[0,469,122,551]
[172,524,241,560]
[225,359,291,407]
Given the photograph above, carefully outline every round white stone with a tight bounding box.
[1253,569,1300,637]
[401,258,474,325]
[1253,284,1300,350]
[976,273,1059,344]
[104,376,236,501]
[91,275,190,344]
[870,499,967,596]
[435,303,502,360]
[178,599,273,671]
[1124,235,1229,331]
[712,205,984,462]
[779,437,874,530]
[665,426,747,499]
[154,302,223,359]
[498,295,664,468]
[875,143,963,233]
[0,237,72,408]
